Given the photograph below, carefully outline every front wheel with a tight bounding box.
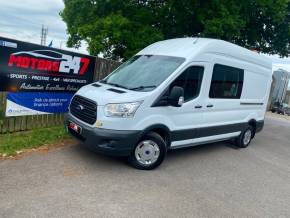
[235,126,254,148]
[128,132,167,170]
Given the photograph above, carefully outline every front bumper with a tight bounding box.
[65,113,141,156]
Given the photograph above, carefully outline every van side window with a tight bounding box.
[209,64,244,99]
[170,66,204,102]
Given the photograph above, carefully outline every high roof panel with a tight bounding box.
[137,38,272,69]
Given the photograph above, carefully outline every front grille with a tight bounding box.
[70,95,97,125]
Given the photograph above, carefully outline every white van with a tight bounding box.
[65,38,272,170]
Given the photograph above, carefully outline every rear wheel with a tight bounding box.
[235,126,254,148]
[128,132,167,170]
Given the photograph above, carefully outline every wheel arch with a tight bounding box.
[248,119,257,138]
[140,124,171,147]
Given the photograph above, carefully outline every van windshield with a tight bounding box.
[101,55,185,91]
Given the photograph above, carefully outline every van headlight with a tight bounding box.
[104,101,142,118]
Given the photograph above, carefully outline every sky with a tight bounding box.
[0,0,87,54]
[0,0,290,87]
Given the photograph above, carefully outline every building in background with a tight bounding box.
[271,69,290,106]
[285,89,290,105]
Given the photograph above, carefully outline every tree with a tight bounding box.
[61,0,290,60]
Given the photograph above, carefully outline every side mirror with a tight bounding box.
[169,86,184,107]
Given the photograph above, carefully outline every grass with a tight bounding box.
[0,126,71,157]
[0,108,4,125]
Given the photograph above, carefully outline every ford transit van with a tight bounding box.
[65,38,272,170]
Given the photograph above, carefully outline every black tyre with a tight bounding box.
[235,126,254,148]
[128,132,167,170]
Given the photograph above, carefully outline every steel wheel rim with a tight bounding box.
[243,130,252,145]
[135,140,160,166]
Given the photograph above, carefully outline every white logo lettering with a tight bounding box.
[59,55,81,74]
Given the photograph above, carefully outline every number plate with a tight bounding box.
[68,121,82,134]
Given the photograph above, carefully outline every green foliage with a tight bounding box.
[0,105,4,123]
[0,126,71,156]
[61,0,290,60]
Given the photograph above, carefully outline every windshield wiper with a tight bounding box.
[107,82,129,90]
[99,79,107,84]
[100,80,155,91]
[99,79,129,89]
[129,85,157,91]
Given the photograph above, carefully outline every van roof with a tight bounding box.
[137,38,272,69]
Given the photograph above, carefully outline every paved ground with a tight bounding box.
[1,116,290,218]
[266,111,290,122]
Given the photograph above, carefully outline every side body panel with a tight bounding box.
[198,53,271,132]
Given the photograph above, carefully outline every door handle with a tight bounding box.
[195,105,202,109]
[206,104,214,108]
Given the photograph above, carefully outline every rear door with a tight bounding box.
[202,63,245,136]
